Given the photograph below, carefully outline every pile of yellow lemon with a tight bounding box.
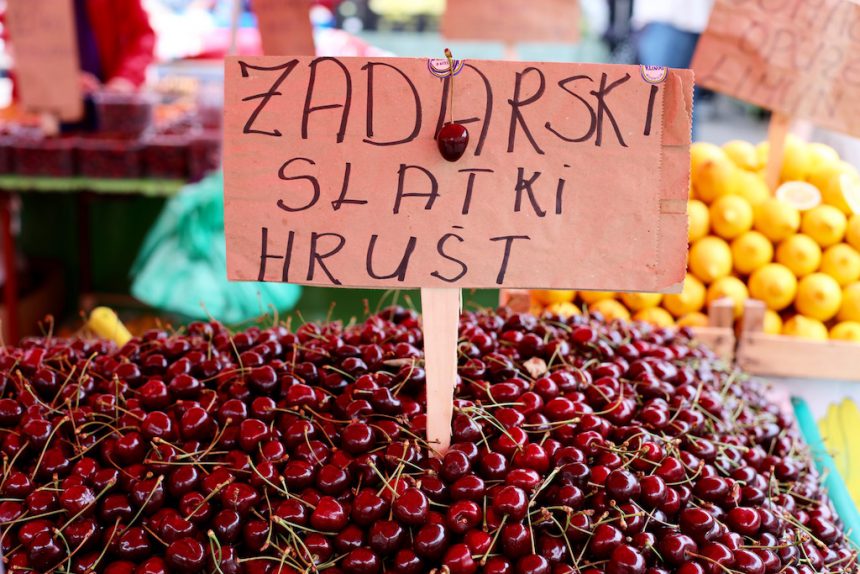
[529,136,860,342]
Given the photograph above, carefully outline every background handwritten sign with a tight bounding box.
[253,0,316,56]
[693,0,860,137]
[223,56,692,291]
[441,0,581,44]
[6,0,82,121]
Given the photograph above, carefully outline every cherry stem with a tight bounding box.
[445,48,455,123]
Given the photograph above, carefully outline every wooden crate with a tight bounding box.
[736,299,860,381]
[498,290,737,364]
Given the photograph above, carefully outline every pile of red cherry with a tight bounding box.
[0,306,854,574]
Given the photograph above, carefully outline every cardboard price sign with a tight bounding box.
[6,0,83,121]
[693,0,860,137]
[253,0,315,56]
[441,0,580,44]
[224,57,692,292]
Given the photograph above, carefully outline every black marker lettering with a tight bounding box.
[434,64,494,156]
[394,164,440,214]
[308,232,346,285]
[490,235,530,285]
[591,72,630,147]
[514,168,546,217]
[239,60,298,137]
[644,85,659,136]
[362,62,422,146]
[276,157,320,212]
[508,67,546,154]
[331,163,367,210]
[458,168,494,215]
[431,232,468,283]
[366,235,417,282]
[546,75,597,143]
[302,57,352,143]
[257,227,294,282]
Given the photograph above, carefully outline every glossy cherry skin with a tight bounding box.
[438,122,470,162]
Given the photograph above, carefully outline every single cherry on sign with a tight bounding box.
[436,48,469,162]
[438,122,469,163]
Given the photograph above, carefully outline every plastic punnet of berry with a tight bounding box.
[0,307,855,574]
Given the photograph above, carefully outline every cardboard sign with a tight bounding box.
[253,0,316,57]
[223,56,692,291]
[441,0,580,44]
[6,0,82,121]
[693,0,860,137]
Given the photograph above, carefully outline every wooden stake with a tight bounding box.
[228,0,242,57]
[504,43,518,61]
[765,113,792,191]
[39,113,59,137]
[421,287,460,455]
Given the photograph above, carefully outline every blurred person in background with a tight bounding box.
[73,0,156,93]
[633,0,713,138]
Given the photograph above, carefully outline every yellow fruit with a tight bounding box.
[545,302,581,318]
[691,142,726,178]
[677,312,709,328]
[840,172,860,215]
[688,200,710,242]
[731,231,773,275]
[780,134,813,182]
[801,205,847,247]
[620,292,663,312]
[775,234,821,278]
[722,140,759,171]
[821,244,860,286]
[848,215,860,251]
[808,161,858,215]
[710,195,753,239]
[663,274,706,317]
[830,321,860,342]
[763,310,783,335]
[589,299,630,322]
[633,307,675,327]
[838,282,860,322]
[707,276,748,318]
[775,181,821,211]
[782,315,829,340]
[735,171,771,206]
[749,263,798,311]
[755,141,769,167]
[795,273,843,321]
[531,290,575,305]
[694,153,739,204]
[807,142,840,172]
[689,237,733,284]
[579,291,615,305]
[754,198,801,242]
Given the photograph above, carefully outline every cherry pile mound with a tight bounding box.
[0,307,855,574]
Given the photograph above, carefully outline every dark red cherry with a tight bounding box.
[438,122,469,162]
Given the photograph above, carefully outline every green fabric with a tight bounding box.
[131,171,301,323]
[0,175,185,197]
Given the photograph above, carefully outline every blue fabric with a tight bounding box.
[74,0,102,81]
[637,22,702,140]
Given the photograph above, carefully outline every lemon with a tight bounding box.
[754,198,801,242]
[710,195,753,239]
[689,237,733,284]
[531,290,575,305]
[589,299,630,322]
[723,140,759,171]
[677,312,709,328]
[663,274,706,317]
[838,282,860,322]
[807,142,841,172]
[633,307,675,327]
[755,141,769,167]
[731,231,773,275]
[848,215,860,251]
[831,321,860,342]
[808,161,859,215]
[775,181,821,211]
[691,142,726,178]
[735,170,771,206]
[801,205,847,247]
[546,302,581,318]
[620,292,663,312]
[688,200,710,242]
[782,315,829,340]
[694,153,739,204]
[707,276,748,318]
[820,244,860,286]
[795,273,842,321]
[763,310,783,335]
[579,291,615,305]
[749,263,798,311]
[775,234,821,278]
[781,134,813,182]
[840,172,860,215]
